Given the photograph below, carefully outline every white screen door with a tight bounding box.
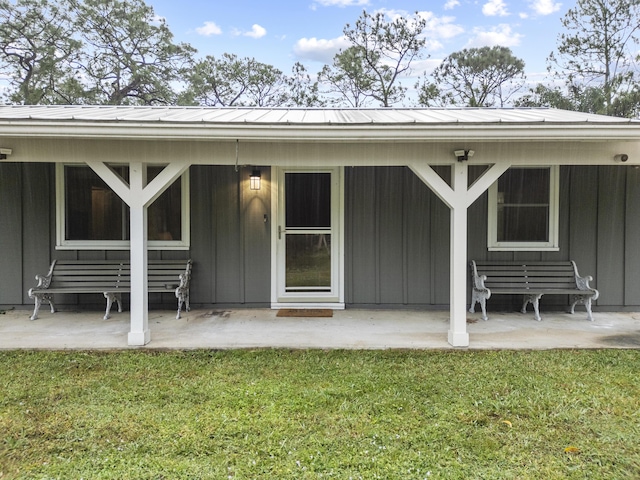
[273,167,343,307]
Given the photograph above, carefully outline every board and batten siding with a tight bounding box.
[1,163,639,310]
[345,166,451,307]
[345,165,640,310]
[189,165,271,307]
[0,164,271,309]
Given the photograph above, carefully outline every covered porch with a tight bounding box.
[2,106,640,349]
[1,307,639,350]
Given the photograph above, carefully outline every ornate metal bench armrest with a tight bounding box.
[30,260,57,291]
[571,261,599,300]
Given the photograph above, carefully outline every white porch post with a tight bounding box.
[448,161,469,347]
[127,162,150,345]
[409,161,511,347]
[87,160,191,346]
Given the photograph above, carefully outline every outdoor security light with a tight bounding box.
[0,148,12,160]
[454,149,474,162]
[250,169,261,190]
[614,154,629,162]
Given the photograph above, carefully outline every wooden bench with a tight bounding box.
[28,259,192,321]
[469,261,599,322]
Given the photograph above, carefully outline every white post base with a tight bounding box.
[448,330,469,347]
[128,329,151,346]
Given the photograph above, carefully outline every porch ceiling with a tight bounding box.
[1,105,639,142]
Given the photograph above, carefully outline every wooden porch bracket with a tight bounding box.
[409,162,511,347]
[86,160,191,346]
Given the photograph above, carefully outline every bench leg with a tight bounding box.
[584,297,594,321]
[30,293,56,321]
[176,293,190,320]
[176,297,183,320]
[175,288,190,320]
[103,292,122,320]
[522,294,543,321]
[570,295,595,321]
[30,295,42,321]
[469,292,489,321]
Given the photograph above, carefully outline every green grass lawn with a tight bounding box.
[1,349,639,479]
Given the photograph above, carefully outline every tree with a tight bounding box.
[0,0,81,104]
[0,0,195,105]
[183,53,289,107]
[418,46,525,107]
[548,0,640,116]
[284,62,325,107]
[339,10,428,107]
[514,83,607,113]
[72,0,195,105]
[318,46,374,107]
[514,84,578,110]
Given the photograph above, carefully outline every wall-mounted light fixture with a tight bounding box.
[250,169,261,190]
[0,148,12,160]
[614,154,629,162]
[454,149,474,162]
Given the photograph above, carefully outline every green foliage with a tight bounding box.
[0,0,81,104]
[1,350,639,478]
[418,46,525,107]
[72,0,195,105]
[548,0,640,116]
[0,0,194,105]
[2,0,639,112]
[285,62,325,107]
[182,53,289,107]
[318,46,375,107]
[336,10,428,107]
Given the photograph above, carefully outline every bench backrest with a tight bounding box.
[50,260,127,289]
[472,261,578,290]
[50,259,191,290]
[116,260,192,289]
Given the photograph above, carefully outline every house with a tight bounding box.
[1,105,639,347]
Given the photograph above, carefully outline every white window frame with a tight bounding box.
[487,165,559,252]
[55,163,190,250]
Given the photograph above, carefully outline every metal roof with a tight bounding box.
[1,105,639,142]
[0,105,636,124]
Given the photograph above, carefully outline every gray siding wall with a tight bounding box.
[189,165,271,307]
[0,164,271,310]
[345,166,451,307]
[1,163,639,310]
[346,165,640,309]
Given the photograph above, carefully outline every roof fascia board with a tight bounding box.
[1,121,640,142]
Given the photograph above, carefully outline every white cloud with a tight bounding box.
[482,0,509,16]
[231,24,268,39]
[313,0,369,6]
[530,0,562,15]
[245,24,267,39]
[467,24,523,47]
[293,36,351,63]
[196,21,222,36]
[444,0,460,9]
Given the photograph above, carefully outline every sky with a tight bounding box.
[146,0,576,101]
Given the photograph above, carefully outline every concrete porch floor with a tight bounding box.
[1,307,640,350]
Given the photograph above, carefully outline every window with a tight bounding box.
[487,166,559,251]
[56,164,189,250]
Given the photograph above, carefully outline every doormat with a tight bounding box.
[277,309,334,318]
